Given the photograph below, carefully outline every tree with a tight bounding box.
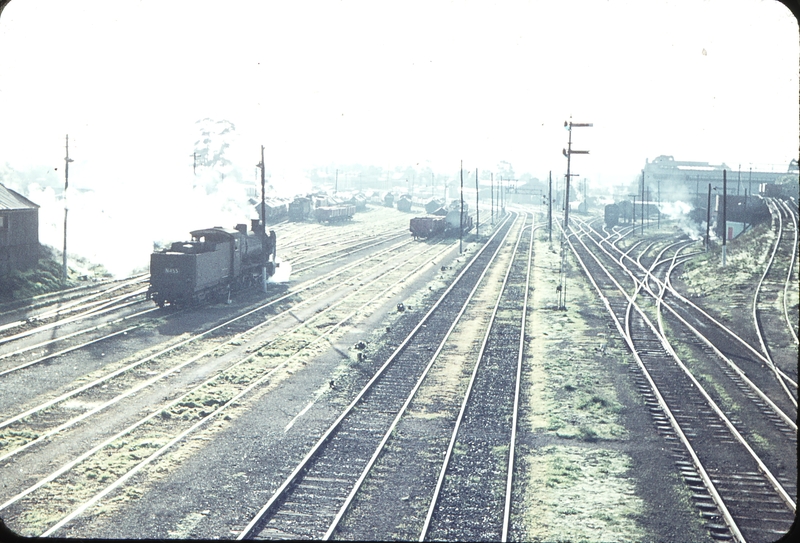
[193,119,237,183]
[496,160,515,181]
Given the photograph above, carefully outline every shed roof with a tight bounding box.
[0,183,39,210]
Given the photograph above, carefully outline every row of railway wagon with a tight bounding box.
[288,192,367,223]
[409,200,474,239]
[250,192,369,224]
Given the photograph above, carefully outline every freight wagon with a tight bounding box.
[604,203,620,228]
[396,195,413,212]
[315,205,356,223]
[410,216,446,239]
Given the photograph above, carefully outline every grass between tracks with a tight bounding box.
[519,235,646,542]
[7,227,476,536]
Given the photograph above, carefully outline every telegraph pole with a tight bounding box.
[491,172,494,225]
[459,160,464,254]
[706,184,711,252]
[475,168,479,237]
[657,175,661,229]
[548,171,553,243]
[62,135,74,286]
[722,170,727,266]
[257,146,268,293]
[737,164,741,196]
[640,170,645,235]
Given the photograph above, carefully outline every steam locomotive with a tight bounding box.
[148,219,277,307]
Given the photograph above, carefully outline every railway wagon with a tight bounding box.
[255,199,289,223]
[384,192,395,207]
[396,196,413,212]
[604,203,620,227]
[148,220,277,307]
[315,204,356,223]
[758,182,795,199]
[288,197,312,221]
[425,198,444,214]
[349,193,367,211]
[410,216,446,239]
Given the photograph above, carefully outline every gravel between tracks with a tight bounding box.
[2,210,794,541]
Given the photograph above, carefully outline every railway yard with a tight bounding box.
[0,200,797,542]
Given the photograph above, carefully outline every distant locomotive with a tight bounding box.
[148,219,277,307]
[444,207,473,234]
[288,197,312,221]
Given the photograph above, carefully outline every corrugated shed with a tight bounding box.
[0,183,39,210]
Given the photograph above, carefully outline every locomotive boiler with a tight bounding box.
[148,219,277,307]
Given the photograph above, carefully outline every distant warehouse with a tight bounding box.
[0,182,39,276]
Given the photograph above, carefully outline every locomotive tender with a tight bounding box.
[148,219,277,307]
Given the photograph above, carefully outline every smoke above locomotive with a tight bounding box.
[147,219,278,308]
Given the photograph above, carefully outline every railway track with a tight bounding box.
[576,217,798,420]
[236,213,521,540]
[419,216,535,542]
[0,275,150,343]
[0,214,415,381]
[565,220,796,542]
[752,198,798,387]
[0,216,471,536]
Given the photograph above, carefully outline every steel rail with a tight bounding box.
[418,213,528,541]
[576,217,797,429]
[565,225,745,543]
[570,222,796,537]
[0,235,449,462]
[0,236,419,433]
[575,217,798,431]
[0,288,149,347]
[750,199,797,407]
[776,199,798,345]
[578,216,798,392]
[0,274,149,330]
[654,245,797,430]
[0,322,146,378]
[236,213,515,540]
[502,220,537,542]
[291,232,411,274]
[319,214,521,541]
[18,225,462,537]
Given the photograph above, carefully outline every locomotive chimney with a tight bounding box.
[235,224,247,234]
[251,218,264,235]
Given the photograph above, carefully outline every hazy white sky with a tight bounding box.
[0,0,797,183]
[0,0,797,275]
